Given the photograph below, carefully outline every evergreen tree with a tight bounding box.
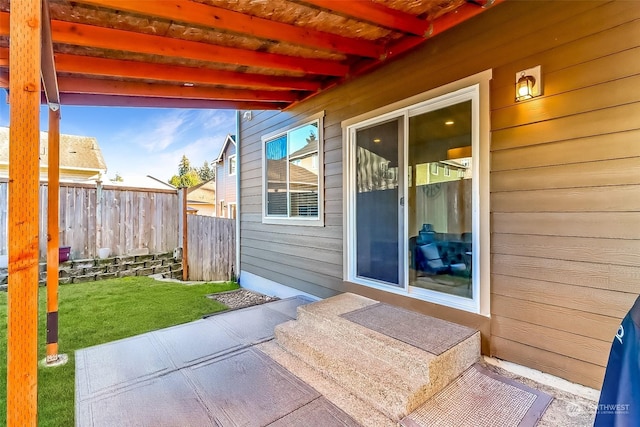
[197,160,215,182]
[177,154,191,176]
[169,154,202,188]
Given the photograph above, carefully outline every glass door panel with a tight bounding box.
[407,101,473,298]
[355,118,402,286]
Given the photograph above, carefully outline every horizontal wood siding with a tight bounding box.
[488,0,640,389]
[239,0,639,387]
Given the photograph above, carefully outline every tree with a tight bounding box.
[197,160,215,182]
[169,170,201,188]
[169,154,202,188]
[110,172,124,183]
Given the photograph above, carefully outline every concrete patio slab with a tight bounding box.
[153,319,244,368]
[263,295,315,318]
[76,293,592,426]
[77,370,216,427]
[186,348,320,426]
[268,397,362,427]
[76,333,174,399]
[75,296,363,427]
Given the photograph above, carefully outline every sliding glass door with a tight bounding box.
[408,100,473,299]
[347,84,480,312]
[353,117,403,287]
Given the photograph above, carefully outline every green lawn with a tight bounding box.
[0,276,238,426]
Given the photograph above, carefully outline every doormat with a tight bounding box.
[341,302,476,355]
[401,364,553,427]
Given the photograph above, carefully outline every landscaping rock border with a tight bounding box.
[0,251,182,291]
[206,289,278,311]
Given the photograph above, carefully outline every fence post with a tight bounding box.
[181,188,188,280]
[95,179,103,257]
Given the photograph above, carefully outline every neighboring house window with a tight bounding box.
[343,70,491,315]
[228,155,236,176]
[262,111,324,226]
[228,202,237,220]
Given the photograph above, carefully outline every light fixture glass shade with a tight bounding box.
[516,74,535,101]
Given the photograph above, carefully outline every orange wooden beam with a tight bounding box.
[55,53,322,92]
[54,93,286,109]
[75,0,384,59]
[7,0,41,425]
[302,0,431,37]
[46,107,61,363]
[0,12,348,77]
[0,48,324,92]
[56,76,301,103]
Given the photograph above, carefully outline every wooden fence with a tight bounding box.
[187,215,236,281]
[0,180,180,259]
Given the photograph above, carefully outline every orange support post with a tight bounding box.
[7,0,42,425]
[46,107,60,363]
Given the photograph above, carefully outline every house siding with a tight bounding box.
[239,0,640,389]
[216,142,237,218]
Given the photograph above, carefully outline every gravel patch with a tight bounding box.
[207,289,279,311]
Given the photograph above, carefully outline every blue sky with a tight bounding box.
[0,91,236,183]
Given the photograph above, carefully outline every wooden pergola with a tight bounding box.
[1,0,500,424]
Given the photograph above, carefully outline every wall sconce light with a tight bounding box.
[515,65,542,102]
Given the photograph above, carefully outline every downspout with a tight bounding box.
[235,110,241,284]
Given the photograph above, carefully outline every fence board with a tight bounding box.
[0,181,180,259]
[187,215,235,281]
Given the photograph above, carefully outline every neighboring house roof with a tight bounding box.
[266,159,317,186]
[187,178,216,204]
[214,134,236,163]
[290,140,317,161]
[0,127,107,174]
[107,175,177,190]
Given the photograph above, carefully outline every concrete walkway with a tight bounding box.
[76,296,359,426]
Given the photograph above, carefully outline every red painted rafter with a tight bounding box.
[55,76,301,103]
[74,0,384,59]
[54,53,322,92]
[302,0,431,37]
[53,93,286,110]
[0,48,323,92]
[0,12,349,77]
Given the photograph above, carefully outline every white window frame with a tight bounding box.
[261,111,325,226]
[342,70,491,316]
[228,154,236,176]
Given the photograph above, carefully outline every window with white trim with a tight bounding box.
[262,112,324,225]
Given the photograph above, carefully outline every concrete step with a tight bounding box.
[274,293,480,421]
[258,341,397,427]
